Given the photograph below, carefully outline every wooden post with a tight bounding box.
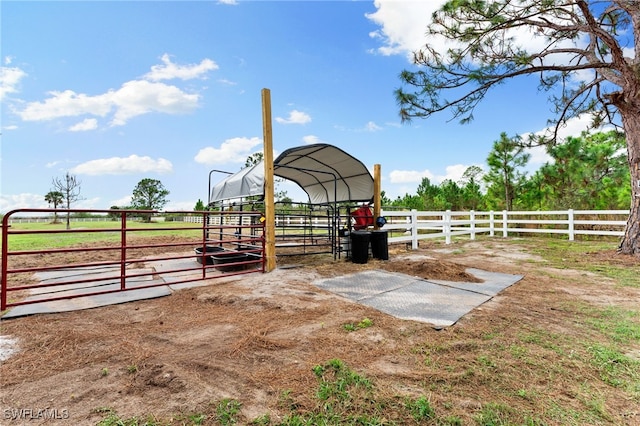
[261,89,276,272]
[373,164,381,229]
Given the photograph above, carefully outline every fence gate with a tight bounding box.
[1,209,265,313]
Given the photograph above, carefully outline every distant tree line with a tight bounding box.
[382,131,631,212]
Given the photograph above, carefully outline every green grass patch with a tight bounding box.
[588,344,640,393]
[580,305,640,344]
[505,237,640,288]
[342,317,373,332]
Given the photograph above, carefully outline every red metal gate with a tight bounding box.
[1,209,265,311]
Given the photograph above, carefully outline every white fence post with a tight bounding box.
[568,209,575,241]
[470,210,476,240]
[502,210,508,237]
[411,209,418,249]
[445,210,452,244]
[489,210,495,237]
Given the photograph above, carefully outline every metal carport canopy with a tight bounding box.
[208,143,374,204]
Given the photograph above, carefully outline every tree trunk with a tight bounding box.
[618,108,640,256]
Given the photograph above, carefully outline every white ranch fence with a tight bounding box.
[381,209,630,249]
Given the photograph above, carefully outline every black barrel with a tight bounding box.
[350,231,371,264]
[370,230,389,260]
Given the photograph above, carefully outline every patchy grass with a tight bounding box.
[3,236,639,425]
[515,237,640,287]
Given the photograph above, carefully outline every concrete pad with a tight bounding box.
[149,258,207,282]
[31,267,154,295]
[0,257,261,318]
[312,268,522,328]
[2,284,171,319]
[2,266,170,319]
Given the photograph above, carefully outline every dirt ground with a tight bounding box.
[1,238,639,425]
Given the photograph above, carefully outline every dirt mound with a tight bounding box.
[381,258,483,282]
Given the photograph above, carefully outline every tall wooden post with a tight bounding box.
[373,164,381,229]
[261,89,276,272]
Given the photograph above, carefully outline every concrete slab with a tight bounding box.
[2,285,171,319]
[31,267,154,295]
[0,257,261,319]
[2,265,169,319]
[149,258,207,282]
[312,268,522,328]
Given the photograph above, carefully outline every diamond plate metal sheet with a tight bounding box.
[313,268,522,327]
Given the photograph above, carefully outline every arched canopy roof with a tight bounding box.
[209,144,374,205]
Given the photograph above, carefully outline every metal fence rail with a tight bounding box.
[1,209,265,311]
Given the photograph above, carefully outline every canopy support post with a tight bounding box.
[262,88,276,272]
[373,164,381,230]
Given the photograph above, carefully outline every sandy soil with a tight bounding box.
[0,238,639,425]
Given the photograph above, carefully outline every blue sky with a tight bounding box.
[1,0,597,214]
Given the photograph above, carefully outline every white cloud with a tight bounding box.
[364,121,382,132]
[389,169,434,184]
[15,55,213,128]
[302,135,326,145]
[166,200,199,211]
[551,114,603,140]
[69,118,98,132]
[217,78,237,86]
[526,145,551,167]
[366,1,439,58]
[110,195,133,207]
[109,80,200,126]
[76,197,102,210]
[17,81,200,127]
[2,125,18,131]
[0,65,27,101]
[275,109,311,125]
[0,193,48,213]
[194,136,262,165]
[389,164,476,186]
[436,164,469,183]
[144,53,218,82]
[367,1,601,82]
[523,113,616,168]
[18,89,113,121]
[70,155,173,175]
[0,193,105,215]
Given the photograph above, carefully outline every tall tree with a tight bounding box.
[44,190,64,223]
[539,131,630,209]
[459,165,485,210]
[439,179,463,210]
[484,133,530,211]
[194,199,206,211]
[52,172,82,230]
[131,178,170,222]
[395,1,640,254]
[416,177,441,209]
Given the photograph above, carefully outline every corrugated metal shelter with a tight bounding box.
[209,144,374,204]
